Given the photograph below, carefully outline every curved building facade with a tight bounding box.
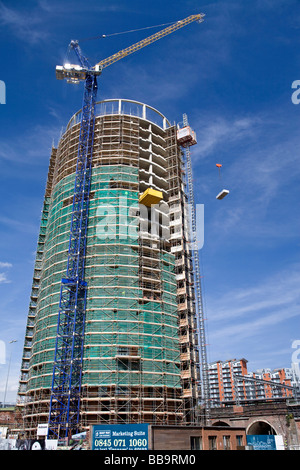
[17,100,200,436]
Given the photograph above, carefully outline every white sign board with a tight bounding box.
[45,439,58,450]
[37,423,48,436]
[0,427,8,439]
[275,435,285,450]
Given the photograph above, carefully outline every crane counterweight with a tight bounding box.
[55,64,102,83]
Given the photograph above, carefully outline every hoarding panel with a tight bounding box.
[92,424,148,450]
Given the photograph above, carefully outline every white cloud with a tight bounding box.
[191,106,300,247]
[0,273,9,283]
[204,263,300,370]
[0,215,38,235]
[207,263,300,340]
[0,123,61,164]
[0,1,48,44]
[211,307,299,342]
[38,0,126,14]
[193,114,262,160]
[0,262,12,284]
[0,262,12,269]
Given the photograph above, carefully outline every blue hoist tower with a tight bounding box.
[47,13,205,439]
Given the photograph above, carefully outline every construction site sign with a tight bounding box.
[92,424,148,450]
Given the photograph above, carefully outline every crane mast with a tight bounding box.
[48,14,205,439]
[48,47,98,439]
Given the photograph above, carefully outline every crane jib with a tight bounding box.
[96,13,205,70]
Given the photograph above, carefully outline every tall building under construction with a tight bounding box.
[17,99,204,437]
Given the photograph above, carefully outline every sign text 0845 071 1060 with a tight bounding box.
[92,424,148,450]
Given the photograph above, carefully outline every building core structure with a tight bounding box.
[17,99,202,437]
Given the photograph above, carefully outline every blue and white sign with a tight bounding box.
[246,435,276,450]
[92,424,148,450]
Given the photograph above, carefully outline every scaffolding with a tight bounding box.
[17,102,203,436]
[165,124,201,424]
[18,12,206,436]
[17,147,57,432]
[177,114,210,424]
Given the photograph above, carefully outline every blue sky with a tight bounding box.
[0,0,299,403]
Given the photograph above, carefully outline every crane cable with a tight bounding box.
[79,20,177,41]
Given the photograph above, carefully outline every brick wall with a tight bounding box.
[150,425,246,450]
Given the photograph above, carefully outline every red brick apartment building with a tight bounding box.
[208,359,293,406]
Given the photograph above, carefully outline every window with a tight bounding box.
[190,436,202,450]
[117,347,129,356]
[208,436,217,450]
[223,435,231,450]
[236,435,243,447]
[117,358,140,371]
[115,386,129,395]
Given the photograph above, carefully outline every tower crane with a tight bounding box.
[48,13,205,439]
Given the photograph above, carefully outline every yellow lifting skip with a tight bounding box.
[139,188,163,207]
